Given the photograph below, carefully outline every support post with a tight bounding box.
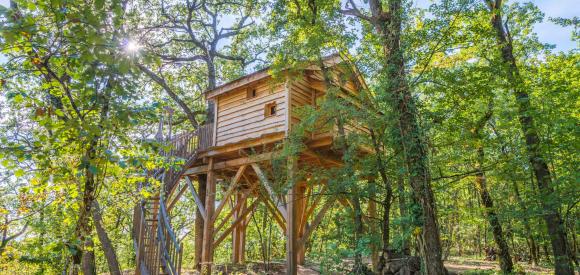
[194,175,206,271]
[286,157,298,275]
[295,183,307,265]
[240,215,248,264]
[232,192,247,264]
[201,159,215,274]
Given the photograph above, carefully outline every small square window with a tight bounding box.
[265,102,277,117]
[246,88,257,99]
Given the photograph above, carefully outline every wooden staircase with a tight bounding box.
[133,120,213,275]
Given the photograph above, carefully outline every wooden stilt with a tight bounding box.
[194,175,206,271]
[240,213,249,264]
[295,183,307,265]
[232,197,239,263]
[201,159,215,274]
[232,192,247,264]
[286,157,298,275]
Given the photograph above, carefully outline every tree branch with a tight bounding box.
[137,64,200,128]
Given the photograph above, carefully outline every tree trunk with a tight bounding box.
[475,147,513,273]
[397,170,411,255]
[370,0,447,273]
[369,129,393,254]
[352,196,366,274]
[76,141,98,275]
[485,1,573,273]
[92,201,122,275]
[368,197,379,272]
[81,238,96,275]
[206,57,217,90]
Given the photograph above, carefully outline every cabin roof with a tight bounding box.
[204,54,366,100]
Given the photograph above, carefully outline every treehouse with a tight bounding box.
[133,55,370,275]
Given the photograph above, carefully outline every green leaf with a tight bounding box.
[118,60,131,74]
[14,169,25,177]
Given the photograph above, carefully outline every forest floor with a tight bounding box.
[175,257,557,274]
[154,257,557,274]
[444,257,554,274]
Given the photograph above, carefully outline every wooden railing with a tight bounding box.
[168,123,213,159]
[197,122,214,150]
[158,195,183,275]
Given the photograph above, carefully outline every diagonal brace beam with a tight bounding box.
[215,189,252,233]
[185,176,207,221]
[212,165,247,221]
[212,197,262,249]
[251,163,288,220]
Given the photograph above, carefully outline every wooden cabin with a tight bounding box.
[134,55,370,275]
[195,54,368,160]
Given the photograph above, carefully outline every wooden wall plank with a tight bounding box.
[215,78,286,147]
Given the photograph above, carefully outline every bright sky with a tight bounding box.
[0,0,577,52]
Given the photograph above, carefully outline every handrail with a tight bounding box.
[168,123,213,160]
[157,194,182,275]
[159,195,181,252]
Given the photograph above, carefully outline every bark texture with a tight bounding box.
[81,239,96,275]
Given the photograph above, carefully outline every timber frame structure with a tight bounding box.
[133,55,370,275]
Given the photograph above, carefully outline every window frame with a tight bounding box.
[264,102,277,118]
[246,87,257,99]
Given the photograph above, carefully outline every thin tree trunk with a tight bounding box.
[485,1,573,273]
[369,129,393,253]
[475,147,513,273]
[368,195,379,272]
[206,57,217,90]
[470,104,513,272]
[76,139,98,275]
[352,196,366,274]
[92,200,122,275]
